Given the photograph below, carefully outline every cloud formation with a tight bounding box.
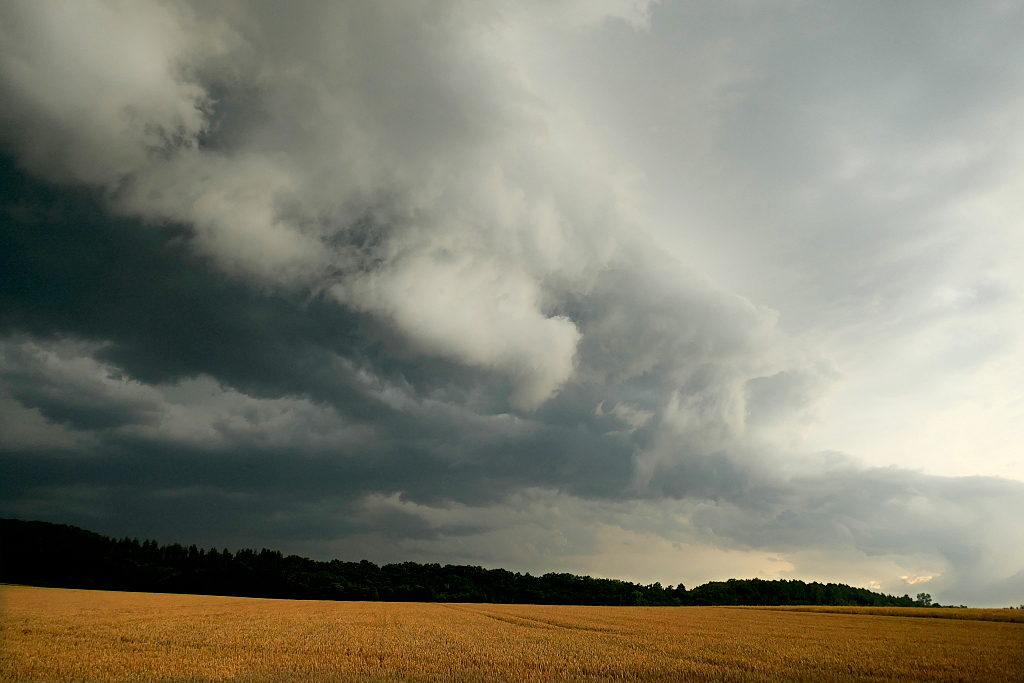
[1,0,1022,606]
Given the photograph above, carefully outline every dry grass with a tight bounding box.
[2,586,1022,682]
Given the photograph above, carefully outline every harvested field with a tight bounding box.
[2,585,1021,682]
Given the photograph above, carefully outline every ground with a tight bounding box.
[1,586,1021,682]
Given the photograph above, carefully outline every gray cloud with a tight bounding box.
[1,0,1022,606]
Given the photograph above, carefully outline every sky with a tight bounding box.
[1,0,1022,607]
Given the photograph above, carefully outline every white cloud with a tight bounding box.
[336,255,581,410]
[0,0,220,183]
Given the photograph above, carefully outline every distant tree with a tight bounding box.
[0,519,929,608]
[916,593,932,607]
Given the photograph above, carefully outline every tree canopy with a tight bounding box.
[0,519,922,607]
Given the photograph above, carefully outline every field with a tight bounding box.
[2,586,1021,682]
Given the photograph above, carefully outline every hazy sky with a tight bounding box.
[1,0,1022,607]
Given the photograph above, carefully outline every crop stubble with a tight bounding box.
[1,586,1021,682]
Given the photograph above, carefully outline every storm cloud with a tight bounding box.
[1,0,1022,606]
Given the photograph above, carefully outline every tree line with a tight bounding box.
[0,518,927,607]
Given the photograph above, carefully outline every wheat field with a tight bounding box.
[2,586,1021,682]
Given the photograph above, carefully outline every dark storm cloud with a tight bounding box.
[0,157,639,515]
[1,0,1022,606]
[0,152,710,507]
[0,157,363,401]
[0,342,161,431]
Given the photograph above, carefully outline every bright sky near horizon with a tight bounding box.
[1,0,1022,606]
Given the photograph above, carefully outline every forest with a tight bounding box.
[0,518,928,607]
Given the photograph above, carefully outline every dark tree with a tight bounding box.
[0,519,921,608]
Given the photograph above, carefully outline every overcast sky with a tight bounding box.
[1,0,1023,607]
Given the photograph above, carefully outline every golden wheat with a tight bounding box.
[2,585,1021,682]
